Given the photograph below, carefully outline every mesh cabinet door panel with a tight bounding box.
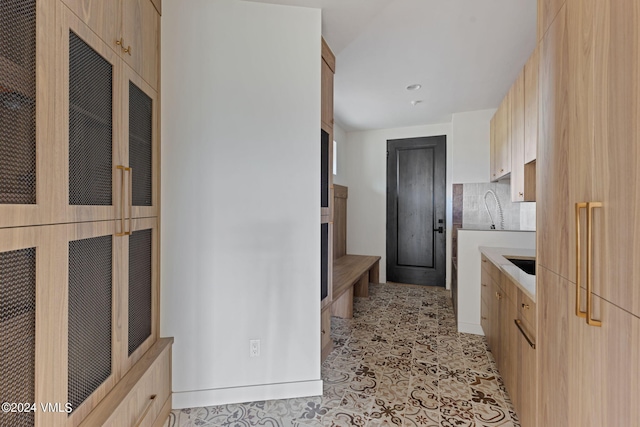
[0,248,36,427]
[0,0,36,205]
[129,82,153,207]
[128,229,152,356]
[68,235,112,412]
[68,31,113,206]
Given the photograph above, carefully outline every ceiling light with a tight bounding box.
[406,84,422,91]
[411,100,423,106]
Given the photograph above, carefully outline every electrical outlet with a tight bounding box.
[250,340,260,357]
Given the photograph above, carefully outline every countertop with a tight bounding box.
[479,246,536,300]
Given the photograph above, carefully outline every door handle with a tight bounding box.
[575,202,587,318]
[586,202,602,327]
[433,226,444,234]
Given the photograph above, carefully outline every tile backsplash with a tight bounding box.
[460,181,536,231]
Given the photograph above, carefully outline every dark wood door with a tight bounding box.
[386,136,446,286]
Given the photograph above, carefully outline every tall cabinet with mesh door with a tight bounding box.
[0,0,58,228]
[0,1,171,426]
[57,3,169,427]
[320,38,335,362]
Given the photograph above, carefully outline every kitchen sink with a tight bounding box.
[506,257,536,275]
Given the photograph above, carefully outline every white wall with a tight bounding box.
[333,123,348,186]
[161,0,322,408]
[345,123,453,285]
[451,109,496,183]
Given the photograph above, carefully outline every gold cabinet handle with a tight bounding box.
[115,37,132,55]
[133,394,157,427]
[500,168,504,172]
[514,319,536,349]
[586,202,602,327]
[495,292,502,300]
[521,303,530,310]
[575,202,588,318]
[519,192,524,197]
[127,167,133,234]
[116,166,131,236]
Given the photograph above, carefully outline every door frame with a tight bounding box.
[386,135,447,287]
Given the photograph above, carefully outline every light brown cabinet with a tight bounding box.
[480,256,537,427]
[510,69,525,201]
[537,0,640,424]
[321,38,335,362]
[62,0,159,90]
[524,47,539,165]
[59,3,160,225]
[490,93,511,181]
[0,1,169,426]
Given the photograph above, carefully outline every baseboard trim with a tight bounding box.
[172,379,324,409]
[458,322,484,335]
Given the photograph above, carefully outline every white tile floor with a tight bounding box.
[166,283,520,427]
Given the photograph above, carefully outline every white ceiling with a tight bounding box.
[244,0,537,131]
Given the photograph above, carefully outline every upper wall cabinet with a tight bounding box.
[0,0,57,229]
[121,0,160,91]
[490,90,511,181]
[321,38,335,132]
[510,69,525,201]
[524,46,539,165]
[61,0,160,90]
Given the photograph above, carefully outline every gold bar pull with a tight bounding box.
[586,202,602,327]
[127,167,133,235]
[116,166,127,236]
[116,166,132,236]
[515,319,536,349]
[575,202,587,318]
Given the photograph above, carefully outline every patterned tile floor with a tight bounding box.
[166,283,520,427]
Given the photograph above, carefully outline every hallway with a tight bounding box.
[167,283,519,427]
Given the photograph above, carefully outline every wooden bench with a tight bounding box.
[331,255,381,318]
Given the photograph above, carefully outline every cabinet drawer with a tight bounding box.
[500,274,517,304]
[321,306,333,361]
[518,290,537,330]
[481,268,493,305]
[481,255,501,284]
[80,338,172,427]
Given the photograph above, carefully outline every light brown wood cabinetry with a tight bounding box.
[537,5,571,281]
[121,0,160,91]
[321,307,333,361]
[524,47,539,165]
[480,257,537,427]
[62,0,159,90]
[58,3,160,225]
[490,93,511,181]
[510,69,525,202]
[321,38,335,362]
[538,0,566,42]
[539,266,640,426]
[0,0,57,228]
[0,1,170,425]
[536,0,640,424]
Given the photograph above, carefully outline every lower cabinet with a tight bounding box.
[321,306,333,361]
[480,258,537,427]
[0,219,170,427]
[79,338,172,427]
